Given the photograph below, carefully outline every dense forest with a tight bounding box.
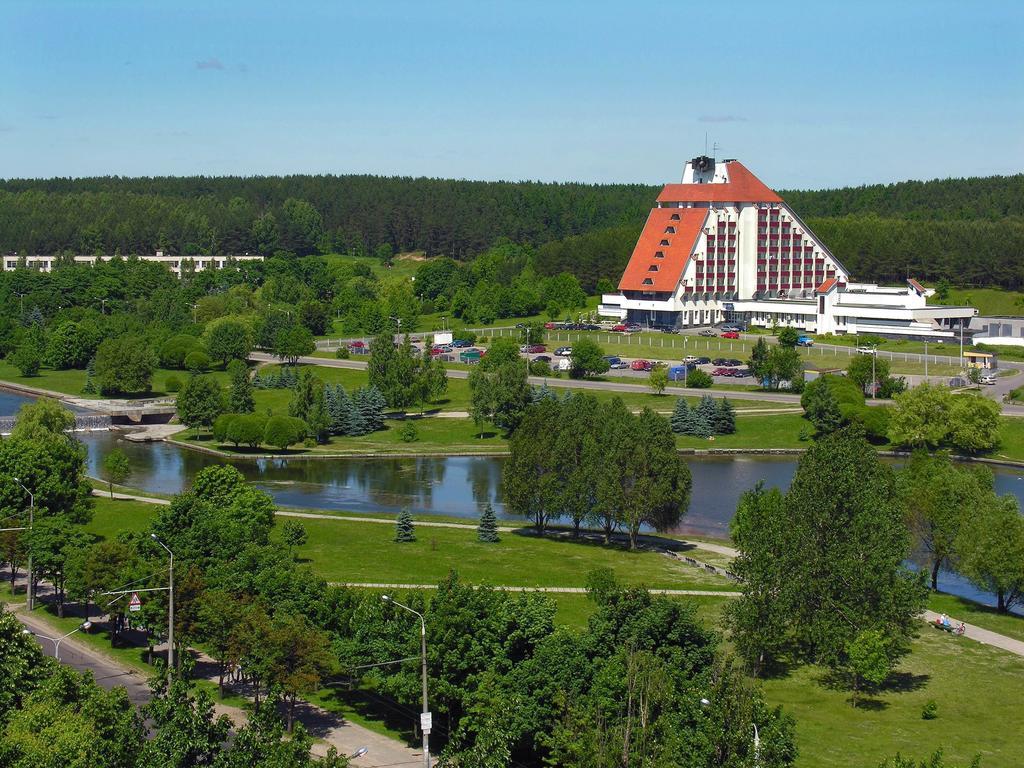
[1,172,1022,290]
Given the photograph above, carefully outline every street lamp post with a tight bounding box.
[23,621,93,661]
[151,534,174,675]
[871,345,877,400]
[13,478,34,610]
[382,595,430,768]
[699,696,760,767]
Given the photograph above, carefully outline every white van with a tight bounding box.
[556,358,572,372]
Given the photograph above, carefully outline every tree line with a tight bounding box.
[3,171,1023,291]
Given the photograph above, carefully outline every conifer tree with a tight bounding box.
[227,360,255,413]
[394,508,416,542]
[670,397,690,433]
[349,389,369,435]
[696,394,719,434]
[714,397,736,434]
[363,385,388,431]
[477,503,500,543]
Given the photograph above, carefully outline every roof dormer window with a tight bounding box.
[670,213,680,220]
[642,278,654,285]
[648,264,659,271]
[660,239,670,246]
[664,226,676,234]
[654,251,665,258]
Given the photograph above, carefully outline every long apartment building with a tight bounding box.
[3,250,263,278]
[599,156,976,338]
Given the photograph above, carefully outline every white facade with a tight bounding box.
[601,157,977,339]
[3,251,264,278]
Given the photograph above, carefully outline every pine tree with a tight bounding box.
[477,503,500,543]
[696,394,718,434]
[714,397,736,435]
[82,356,97,395]
[670,397,690,433]
[363,385,388,432]
[394,508,416,542]
[349,389,370,436]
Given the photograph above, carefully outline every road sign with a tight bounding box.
[129,592,141,612]
[420,711,432,734]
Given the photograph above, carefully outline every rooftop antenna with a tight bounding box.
[712,141,721,162]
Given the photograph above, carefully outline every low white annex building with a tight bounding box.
[599,156,976,339]
[3,250,264,278]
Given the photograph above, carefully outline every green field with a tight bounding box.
[928,592,1024,644]
[930,286,1024,317]
[0,360,229,399]
[761,630,1024,768]
[285,516,735,591]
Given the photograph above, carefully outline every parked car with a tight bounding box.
[543,322,557,330]
[856,346,877,355]
[699,329,717,337]
[630,359,652,371]
[796,335,814,347]
[611,324,629,333]
[712,367,732,376]
[555,358,572,372]
[660,327,680,334]
[452,339,473,348]
[979,373,997,385]
[625,323,642,331]
[348,340,367,350]
[712,358,729,366]
[533,355,552,363]
[603,355,628,370]
[722,331,740,339]
[555,346,573,356]
[683,355,700,364]
[696,357,711,365]
[726,358,743,366]
[526,344,547,354]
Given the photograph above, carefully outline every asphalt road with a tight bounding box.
[14,607,152,706]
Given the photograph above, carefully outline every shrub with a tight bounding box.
[921,700,939,720]
[335,346,350,359]
[212,413,238,443]
[529,359,552,377]
[227,413,267,448]
[686,368,712,389]
[165,375,183,392]
[184,350,211,372]
[10,345,41,377]
[264,415,307,450]
[159,334,204,369]
[400,420,419,442]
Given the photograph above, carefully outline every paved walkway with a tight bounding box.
[921,610,1024,657]
[337,582,741,597]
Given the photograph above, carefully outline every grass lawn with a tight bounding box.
[85,496,160,540]
[0,360,229,399]
[677,412,811,450]
[288,516,736,591]
[930,286,1024,318]
[928,591,1024,644]
[760,631,1024,768]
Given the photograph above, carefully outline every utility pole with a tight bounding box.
[924,340,928,378]
[151,534,174,675]
[871,346,877,399]
[13,478,34,610]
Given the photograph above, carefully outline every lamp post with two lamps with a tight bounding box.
[22,621,93,662]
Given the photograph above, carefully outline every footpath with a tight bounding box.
[8,586,421,767]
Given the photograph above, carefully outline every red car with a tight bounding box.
[526,344,546,354]
[630,359,652,371]
[543,322,556,330]
[348,340,367,349]
[712,367,732,376]
[722,331,740,339]
[611,324,628,333]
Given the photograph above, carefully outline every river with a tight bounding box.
[4,389,1023,611]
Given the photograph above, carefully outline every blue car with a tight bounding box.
[452,339,473,348]
[796,336,814,347]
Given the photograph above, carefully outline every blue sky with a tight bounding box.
[2,1,1022,188]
